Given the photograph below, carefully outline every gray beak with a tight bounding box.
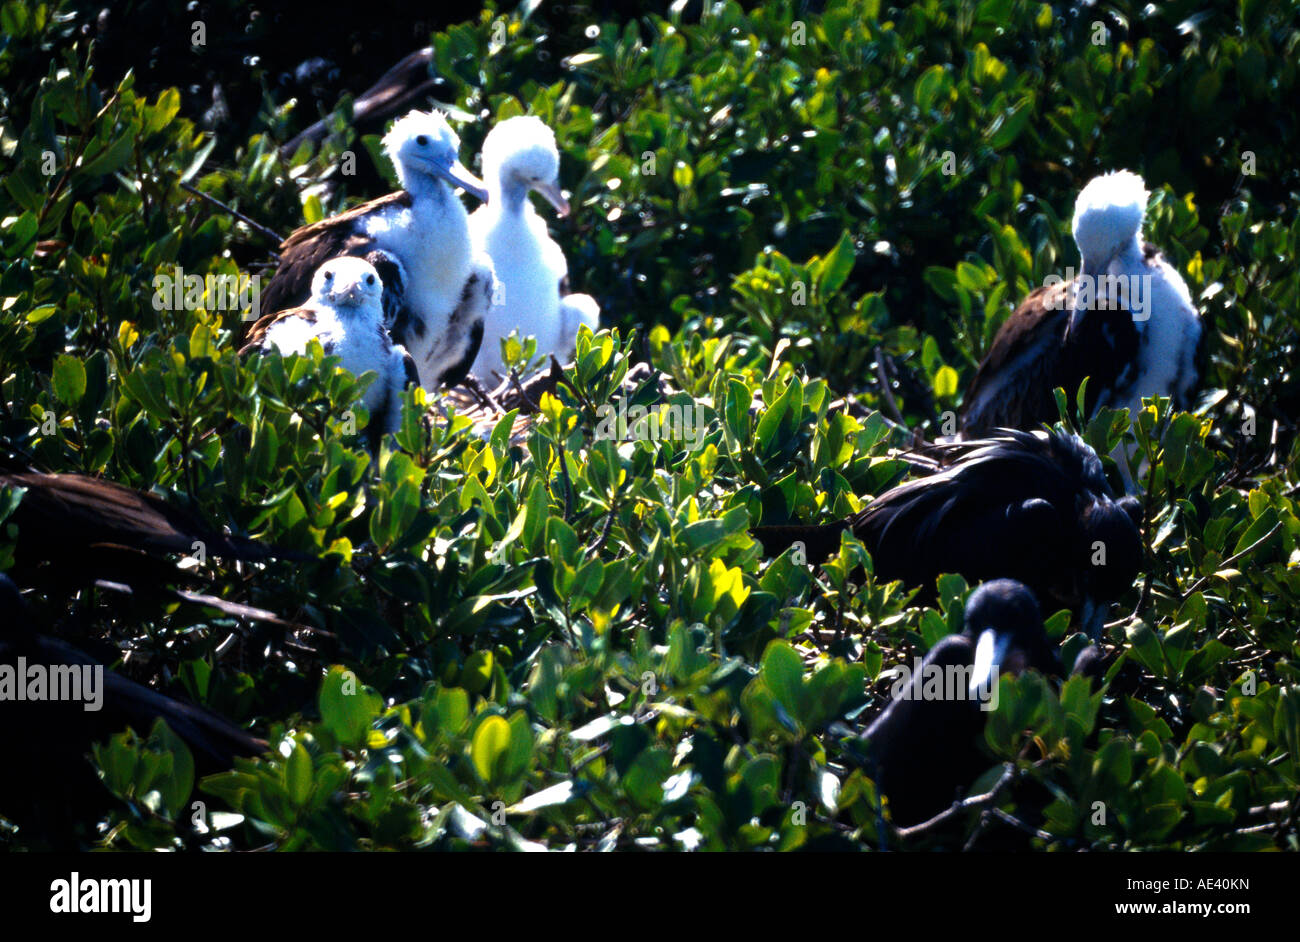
[330,281,364,306]
[531,180,571,217]
[434,159,489,202]
[1065,249,1120,343]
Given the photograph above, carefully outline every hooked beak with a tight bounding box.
[531,180,570,217]
[329,281,365,307]
[1065,248,1120,342]
[432,159,489,202]
[969,628,1013,698]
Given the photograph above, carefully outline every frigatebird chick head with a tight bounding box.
[1072,169,1147,273]
[963,579,1060,692]
[382,109,487,202]
[480,115,569,216]
[310,256,383,313]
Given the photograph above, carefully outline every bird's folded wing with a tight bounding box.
[258,190,412,314]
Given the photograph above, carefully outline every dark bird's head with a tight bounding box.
[310,256,384,314]
[962,579,1060,692]
[1031,431,1143,639]
[1073,492,1143,639]
[383,109,487,202]
[481,116,569,217]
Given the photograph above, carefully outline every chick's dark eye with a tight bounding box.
[415,135,429,147]
[324,271,334,281]
[366,274,375,285]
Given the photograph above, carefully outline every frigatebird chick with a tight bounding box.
[751,429,1142,639]
[259,109,493,391]
[243,255,418,452]
[0,575,265,846]
[862,579,1058,827]
[961,171,1201,448]
[469,116,600,378]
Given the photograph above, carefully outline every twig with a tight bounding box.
[986,807,1053,842]
[585,507,617,560]
[1183,521,1282,598]
[509,368,542,415]
[895,763,1017,843]
[178,180,286,255]
[38,90,121,228]
[872,346,908,429]
[557,441,575,522]
[462,374,504,413]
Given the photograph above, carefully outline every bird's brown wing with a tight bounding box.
[237,306,317,355]
[0,471,279,562]
[257,190,412,315]
[960,280,1072,434]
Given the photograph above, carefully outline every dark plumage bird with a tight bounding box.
[0,575,265,846]
[960,171,1201,450]
[0,465,295,618]
[258,109,492,391]
[861,579,1060,827]
[751,429,1142,639]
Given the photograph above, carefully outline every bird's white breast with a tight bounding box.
[331,321,393,413]
[265,308,391,412]
[363,195,473,327]
[469,205,567,374]
[1109,250,1201,414]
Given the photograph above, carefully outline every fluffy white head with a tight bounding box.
[382,109,487,201]
[481,116,568,215]
[310,256,384,314]
[1072,170,1148,272]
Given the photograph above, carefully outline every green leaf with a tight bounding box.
[286,742,313,806]
[914,65,947,112]
[51,354,86,406]
[933,365,958,398]
[761,641,805,723]
[318,666,378,745]
[471,715,512,785]
[816,231,857,298]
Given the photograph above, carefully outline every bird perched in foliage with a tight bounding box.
[259,109,492,391]
[751,429,1142,639]
[242,255,417,452]
[0,462,295,619]
[861,579,1060,827]
[960,171,1201,444]
[0,574,264,847]
[469,115,600,378]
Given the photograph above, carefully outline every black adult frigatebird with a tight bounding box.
[751,429,1142,639]
[861,579,1061,827]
